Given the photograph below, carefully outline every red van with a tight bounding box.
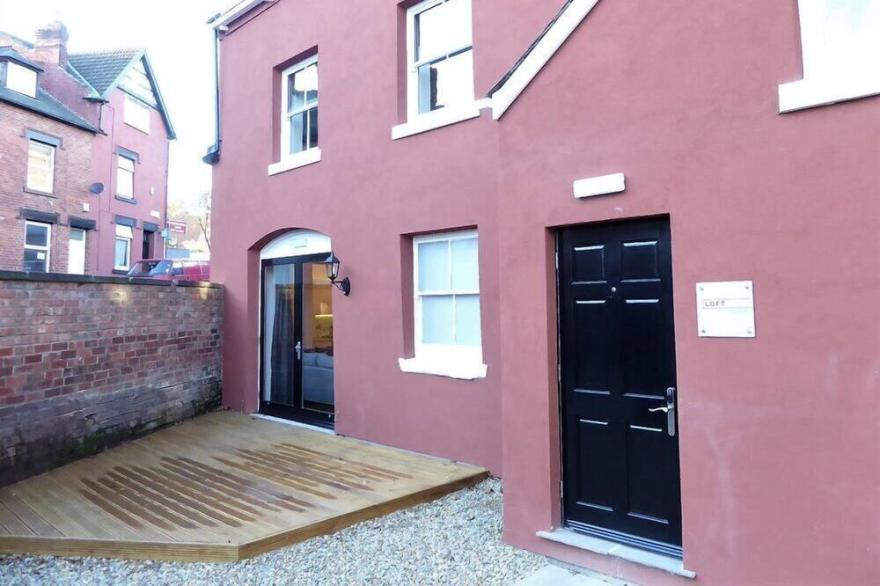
[127,259,210,281]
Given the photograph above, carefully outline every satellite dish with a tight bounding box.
[89,182,104,194]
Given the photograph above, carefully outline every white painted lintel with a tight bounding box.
[573,173,625,199]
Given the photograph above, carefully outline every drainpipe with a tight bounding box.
[202,15,224,165]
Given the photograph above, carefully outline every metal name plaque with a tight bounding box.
[696,281,755,338]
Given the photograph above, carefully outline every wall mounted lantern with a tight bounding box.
[324,253,351,296]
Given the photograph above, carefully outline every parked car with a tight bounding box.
[127,259,210,281]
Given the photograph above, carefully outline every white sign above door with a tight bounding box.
[696,281,755,338]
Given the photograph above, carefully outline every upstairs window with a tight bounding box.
[23,221,51,272]
[407,0,474,118]
[124,94,151,133]
[281,56,319,158]
[26,139,55,193]
[6,62,37,97]
[780,0,880,111]
[116,154,135,199]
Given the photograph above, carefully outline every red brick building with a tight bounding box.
[0,22,175,276]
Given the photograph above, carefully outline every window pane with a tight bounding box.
[288,72,304,112]
[124,96,151,133]
[802,0,880,79]
[305,64,318,104]
[308,106,318,149]
[416,0,472,62]
[431,49,474,111]
[115,224,133,239]
[25,223,49,247]
[7,62,38,97]
[68,229,86,275]
[455,294,481,346]
[422,295,454,344]
[289,111,306,154]
[289,63,318,112]
[23,249,47,272]
[115,238,129,267]
[451,237,478,291]
[27,141,54,192]
[117,167,134,197]
[119,157,135,171]
[418,240,449,291]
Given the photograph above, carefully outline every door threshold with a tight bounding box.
[537,528,696,579]
[251,413,336,435]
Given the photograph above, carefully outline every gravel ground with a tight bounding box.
[0,478,549,586]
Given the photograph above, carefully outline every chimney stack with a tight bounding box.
[34,21,69,66]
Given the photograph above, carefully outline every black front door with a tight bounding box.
[142,231,154,260]
[260,254,335,428]
[558,217,682,556]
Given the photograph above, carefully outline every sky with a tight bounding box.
[0,0,231,208]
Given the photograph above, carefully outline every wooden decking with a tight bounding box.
[0,412,487,562]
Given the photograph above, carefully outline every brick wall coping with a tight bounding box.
[0,270,220,289]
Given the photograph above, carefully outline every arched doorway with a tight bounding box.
[260,230,335,428]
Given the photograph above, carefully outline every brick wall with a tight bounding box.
[0,102,96,274]
[0,272,222,485]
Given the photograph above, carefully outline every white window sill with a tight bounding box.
[391,102,487,140]
[268,148,322,176]
[398,357,487,380]
[778,77,880,113]
[537,529,696,579]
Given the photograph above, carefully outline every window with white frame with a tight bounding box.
[780,0,880,111]
[403,230,485,378]
[26,139,55,193]
[124,94,151,133]
[23,221,51,272]
[6,62,38,97]
[114,224,133,271]
[407,0,474,119]
[116,154,135,199]
[280,56,319,158]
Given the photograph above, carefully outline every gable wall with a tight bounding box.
[495,1,880,584]
[91,89,170,275]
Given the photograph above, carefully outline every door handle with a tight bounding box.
[294,341,302,360]
[648,387,676,437]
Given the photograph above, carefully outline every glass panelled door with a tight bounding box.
[261,255,334,427]
[300,262,334,416]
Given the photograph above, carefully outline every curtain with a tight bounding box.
[270,283,296,405]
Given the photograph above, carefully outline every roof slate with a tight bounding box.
[0,46,42,70]
[0,85,96,132]
[68,49,141,96]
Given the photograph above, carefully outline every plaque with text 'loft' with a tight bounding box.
[696,281,755,338]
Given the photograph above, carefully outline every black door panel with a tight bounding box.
[559,218,682,555]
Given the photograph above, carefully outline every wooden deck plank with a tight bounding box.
[28,463,167,543]
[0,411,487,561]
[0,500,33,535]
[0,491,63,537]
[88,442,250,544]
[131,431,315,540]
